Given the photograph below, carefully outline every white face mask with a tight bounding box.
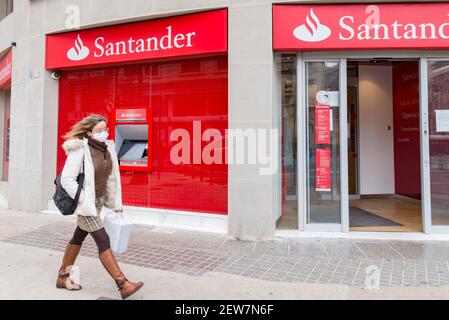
[92,131,109,142]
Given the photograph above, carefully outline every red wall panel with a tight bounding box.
[393,61,421,199]
[57,55,228,215]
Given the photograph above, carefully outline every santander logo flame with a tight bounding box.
[293,9,331,42]
[67,35,90,61]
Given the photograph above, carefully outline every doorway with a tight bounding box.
[290,53,431,233]
[275,52,449,234]
[347,59,422,232]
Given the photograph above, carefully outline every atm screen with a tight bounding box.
[115,122,149,168]
[118,140,148,166]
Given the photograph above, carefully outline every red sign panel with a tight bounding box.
[0,49,12,89]
[393,61,421,199]
[316,148,331,192]
[46,9,227,69]
[315,104,331,144]
[116,108,147,122]
[274,3,449,51]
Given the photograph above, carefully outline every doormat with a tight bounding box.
[349,207,403,227]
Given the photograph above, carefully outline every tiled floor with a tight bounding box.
[350,198,422,232]
[278,197,423,232]
[3,219,449,288]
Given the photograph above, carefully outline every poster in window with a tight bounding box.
[435,110,449,133]
[316,148,331,192]
[315,104,331,145]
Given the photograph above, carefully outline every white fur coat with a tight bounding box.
[61,138,123,217]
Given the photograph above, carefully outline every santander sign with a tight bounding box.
[46,9,227,69]
[274,3,449,50]
[67,35,90,61]
[65,26,195,62]
[293,9,331,42]
[0,49,12,89]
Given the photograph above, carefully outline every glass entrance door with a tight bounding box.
[291,52,449,234]
[427,60,449,228]
[300,58,348,231]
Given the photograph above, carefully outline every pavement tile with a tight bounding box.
[354,242,403,259]
[4,211,449,289]
[323,240,366,258]
[389,241,449,261]
[253,240,289,256]
[289,239,328,258]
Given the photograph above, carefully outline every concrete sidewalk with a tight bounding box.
[1,208,449,300]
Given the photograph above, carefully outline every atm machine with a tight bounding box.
[111,108,152,172]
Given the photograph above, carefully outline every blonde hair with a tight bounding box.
[63,114,107,140]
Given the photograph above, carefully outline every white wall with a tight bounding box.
[359,65,395,195]
[228,3,276,240]
[0,3,6,21]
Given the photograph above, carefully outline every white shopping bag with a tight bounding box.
[104,212,132,254]
[69,265,81,287]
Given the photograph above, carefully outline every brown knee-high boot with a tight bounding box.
[56,243,82,290]
[99,249,144,299]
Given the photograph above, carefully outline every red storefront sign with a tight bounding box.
[315,104,331,144]
[116,108,147,122]
[0,49,12,89]
[316,148,331,192]
[273,3,449,51]
[46,9,227,69]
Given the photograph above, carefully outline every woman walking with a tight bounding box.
[56,114,144,299]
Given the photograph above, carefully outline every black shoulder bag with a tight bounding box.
[53,158,85,216]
